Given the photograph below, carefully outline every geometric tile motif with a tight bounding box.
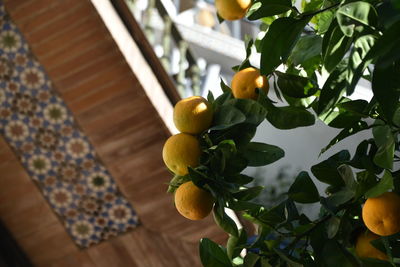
[0,3,139,248]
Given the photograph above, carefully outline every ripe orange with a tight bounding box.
[162,133,202,176]
[215,0,252,21]
[355,231,387,261]
[174,181,214,220]
[231,67,269,100]
[362,192,400,236]
[173,96,213,135]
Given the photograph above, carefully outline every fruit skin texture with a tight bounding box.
[173,96,213,135]
[174,181,214,220]
[362,192,400,236]
[215,0,252,21]
[355,231,387,261]
[162,133,201,176]
[231,67,269,100]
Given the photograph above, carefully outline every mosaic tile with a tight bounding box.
[0,2,139,248]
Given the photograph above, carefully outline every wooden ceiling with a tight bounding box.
[0,0,227,266]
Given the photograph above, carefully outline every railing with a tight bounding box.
[112,0,206,103]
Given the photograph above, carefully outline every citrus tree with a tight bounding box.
[162,0,400,266]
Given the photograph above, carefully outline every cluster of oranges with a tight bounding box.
[356,192,400,260]
[163,68,268,221]
[162,96,215,220]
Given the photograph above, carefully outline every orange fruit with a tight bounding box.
[231,67,269,100]
[162,133,202,176]
[355,231,388,261]
[173,96,213,135]
[174,181,214,220]
[215,0,252,21]
[362,192,400,236]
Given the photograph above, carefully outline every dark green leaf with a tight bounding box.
[273,248,304,267]
[199,238,232,267]
[227,229,247,259]
[288,171,320,203]
[207,91,215,103]
[213,205,239,237]
[276,71,319,98]
[228,99,267,126]
[373,125,395,169]
[263,99,315,129]
[320,121,369,154]
[317,59,348,115]
[372,60,400,122]
[211,105,246,130]
[209,123,257,148]
[321,240,359,267]
[167,174,191,193]
[243,142,284,166]
[289,35,323,66]
[224,154,248,175]
[347,35,377,88]
[337,164,356,190]
[233,186,264,201]
[326,216,340,239]
[323,25,352,72]
[260,17,310,75]
[348,20,400,94]
[311,150,350,186]
[336,1,378,37]
[243,253,260,267]
[247,0,292,20]
[365,170,394,198]
[225,174,254,185]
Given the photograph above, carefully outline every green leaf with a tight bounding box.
[243,253,260,267]
[348,20,400,94]
[372,60,400,122]
[326,216,340,239]
[337,164,356,190]
[263,99,315,129]
[320,121,369,154]
[220,79,232,93]
[276,71,319,98]
[311,150,350,186]
[224,154,248,175]
[323,24,352,72]
[247,0,293,20]
[213,205,239,237]
[243,142,284,167]
[347,35,377,89]
[288,171,320,203]
[365,170,394,198]
[336,1,377,37]
[167,174,190,193]
[209,123,257,148]
[225,174,254,185]
[199,238,232,267]
[211,105,246,130]
[273,248,304,267]
[317,59,348,115]
[226,229,247,259]
[228,99,267,126]
[289,35,323,66]
[321,240,359,267]
[207,91,215,103]
[260,17,310,75]
[317,9,335,34]
[233,186,264,201]
[372,125,395,169]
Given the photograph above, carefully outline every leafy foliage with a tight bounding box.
[168,0,400,265]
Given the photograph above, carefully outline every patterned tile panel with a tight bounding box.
[0,2,139,248]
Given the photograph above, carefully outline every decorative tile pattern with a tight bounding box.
[0,3,139,248]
